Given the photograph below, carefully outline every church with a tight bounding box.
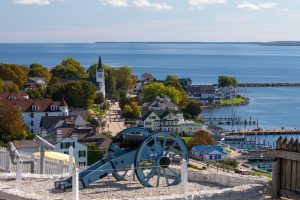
[60,56,106,98]
[95,56,105,97]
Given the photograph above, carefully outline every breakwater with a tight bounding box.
[238,82,300,87]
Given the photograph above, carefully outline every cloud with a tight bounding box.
[133,0,172,10]
[14,0,63,5]
[102,0,172,10]
[103,0,128,7]
[237,1,278,10]
[188,0,227,9]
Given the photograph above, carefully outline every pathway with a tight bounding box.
[105,102,126,136]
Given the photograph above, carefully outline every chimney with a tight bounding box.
[71,133,78,142]
[56,129,62,143]
[41,129,47,137]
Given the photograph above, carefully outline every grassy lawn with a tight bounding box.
[90,106,100,113]
[251,171,272,179]
[181,137,192,144]
[221,96,245,105]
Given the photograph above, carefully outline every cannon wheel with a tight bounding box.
[109,128,150,181]
[135,132,188,187]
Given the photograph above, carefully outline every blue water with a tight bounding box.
[1,43,300,129]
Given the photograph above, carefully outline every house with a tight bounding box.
[186,85,216,104]
[217,85,236,100]
[142,110,204,135]
[142,95,179,112]
[190,145,226,161]
[43,124,112,166]
[60,56,105,97]
[0,98,69,133]
[0,92,29,100]
[12,140,40,154]
[23,77,46,91]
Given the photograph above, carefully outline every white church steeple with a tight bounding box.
[96,56,105,98]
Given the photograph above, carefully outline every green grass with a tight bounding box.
[221,97,245,105]
[90,106,100,113]
[181,137,192,144]
[226,148,231,155]
[251,171,272,179]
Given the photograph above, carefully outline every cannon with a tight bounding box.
[55,128,188,191]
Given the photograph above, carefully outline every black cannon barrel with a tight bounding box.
[113,134,147,148]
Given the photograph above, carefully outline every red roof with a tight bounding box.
[0,92,29,100]
[0,99,68,112]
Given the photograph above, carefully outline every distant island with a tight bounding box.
[259,41,300,46]
[95,41,300,46]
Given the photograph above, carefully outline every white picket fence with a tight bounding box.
[0,146,70,174]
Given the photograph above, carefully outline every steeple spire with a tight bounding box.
[97,56,103,72]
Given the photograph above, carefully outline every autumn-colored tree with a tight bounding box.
[51,58,87,78]
[0,103,27,143]
[189,130,217,147]
[0,63,28,88]
[0,79,4,93]
[28,63,52,82]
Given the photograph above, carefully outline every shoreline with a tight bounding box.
[201,96,250,109]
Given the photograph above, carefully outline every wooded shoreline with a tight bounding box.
[237,83,300,87]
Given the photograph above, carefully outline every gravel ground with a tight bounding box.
[1,175,227,200]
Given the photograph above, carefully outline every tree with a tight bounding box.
[0,79,4,93]
[122,101,141,119]
[165,74,178,82]
[4,82,20,92]
[94,93,104,104]
[48,81,97,109]
[0,63,28,88]
[51,58,87,78]
[86,63,97,78]
[189,130,217,147]
[87,144,103,166]
[28,63,51,82]
[218,76,238,88]
[143,82,183,105]
[183,99,202,119]
[141,72,154,82]
[26,87,45,99]
[0,103,27,143]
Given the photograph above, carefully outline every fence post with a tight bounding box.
[6,153,11,172]
[72,166,79,200]
[69,146,73,176]
[131,164,135,181]
[40,147,45,174]
[181,159,188,195]
[16,159,23,190]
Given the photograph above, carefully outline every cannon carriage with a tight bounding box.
[55,128,188,191]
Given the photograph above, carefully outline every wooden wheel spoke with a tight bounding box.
[164,141,177,156]
[156,168,161,187]
[162,168,170,185]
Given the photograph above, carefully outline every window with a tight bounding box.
[145,121,152,126]
[32,105,38,111]
[45,113,48,117]
[60,142,75,149]
[150,116,156,119]
[78,162,86,166]
[31,113,34,118]
[209,155,213,160]
[79,150,86,158]
[218,155,221,159]
[31,121,34,126]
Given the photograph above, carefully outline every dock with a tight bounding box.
[225,129,300,135]
[203,117,257,126]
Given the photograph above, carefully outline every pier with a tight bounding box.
[203,117,257,126]
[226,129,300,135]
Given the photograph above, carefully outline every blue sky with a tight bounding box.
[1,0,300,42]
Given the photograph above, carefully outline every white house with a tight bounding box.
[190,145,226,161]
[217,86,236,100]
[0,99,69,134]
[142,110,204,135]
[96,56,105,98]
[44,129,88,166]
[186,85,217,104]
[142,95,179,111]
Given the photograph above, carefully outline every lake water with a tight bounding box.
[1,43,300,129]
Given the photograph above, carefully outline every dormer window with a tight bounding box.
[32,105,38,111]
[50,105,57,111]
